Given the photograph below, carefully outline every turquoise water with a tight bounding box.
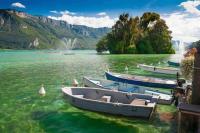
[0,50,177,133]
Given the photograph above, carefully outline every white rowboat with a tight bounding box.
[138,64,180,75]
[83,77,173,104]
[62,87,157,118]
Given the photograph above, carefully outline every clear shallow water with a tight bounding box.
[0,50,177,133]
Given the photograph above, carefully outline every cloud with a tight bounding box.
[97,12,107,16]
[11,2,26,8]
[179,0,200,15]
[50,10,58,14]
[50,10,76,15]
[60,10,76,15]
[162,0,200,42]
[163,13,200,42]
[48,11,115,28]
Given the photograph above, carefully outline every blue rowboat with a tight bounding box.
[105,71,177,89]
[167,61,180,67]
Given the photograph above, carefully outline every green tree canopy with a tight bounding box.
[96,36,108,53]
[96,12,175,54]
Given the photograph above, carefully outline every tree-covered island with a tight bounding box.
[96,12,175,54]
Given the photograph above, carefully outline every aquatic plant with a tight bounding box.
[180,56,194,80]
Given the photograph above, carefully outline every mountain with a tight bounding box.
[0,9,111,50]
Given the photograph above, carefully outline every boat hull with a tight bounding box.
[105,72,176,89]
[83,77,173,105]
[62,87,156,119]
[138,64,180,75]
[167,61,180,67]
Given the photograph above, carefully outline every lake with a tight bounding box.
[0,50,177,133]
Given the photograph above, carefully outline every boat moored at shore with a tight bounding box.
[62,87,157,119]
[167,61,180,67]
[138,64,180,75]
[105,71,177,89]
[83,77,173,104]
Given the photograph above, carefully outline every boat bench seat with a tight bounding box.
[130,98,149,105]
[74,95,84,98]
[99,95,111,103]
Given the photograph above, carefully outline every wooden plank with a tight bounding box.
[180,110,200,116]
[178,111,181,133]
[178,103,200,114]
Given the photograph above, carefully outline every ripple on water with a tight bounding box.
[0,50,176,133]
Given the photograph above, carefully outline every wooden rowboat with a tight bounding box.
[138,64,180,75]
[83,77,173,104]
[168,61,180,67]
[62,87,157,118]
[105,71,177,89]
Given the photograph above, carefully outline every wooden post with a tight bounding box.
[178,111,181,133]
[190,42,200,132]
[192,41,200,104]
[198,117,200,133]
[178,103,200,132]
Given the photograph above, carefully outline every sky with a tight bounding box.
[1,0,200,42]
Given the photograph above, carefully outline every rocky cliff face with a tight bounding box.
[0,9,110,49]
[6,9,28,18]
[0,17,4,26]
[29,38,39,48]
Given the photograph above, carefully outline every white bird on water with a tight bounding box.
[39,84,46,96]
[105,64,109,72]
[125,66,128,73]
[73,79,79,87]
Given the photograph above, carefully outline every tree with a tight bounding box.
[137,38,154,54]
[181,57,194,80]
[148,19,175,54]
[96,12,175,54]
[111,13,130,54]
[96,36,108,53]
[140,12,160,30]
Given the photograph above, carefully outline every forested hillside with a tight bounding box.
[0,9,110,49]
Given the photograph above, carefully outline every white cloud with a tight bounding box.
[48,11,115,28]
[162,0,200,42]
[97,12,107,16]
[180,0,200,15]
[11,2,26,8]
[60,10,76,15]
[50,10,76,15]
[50,10,58,14]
